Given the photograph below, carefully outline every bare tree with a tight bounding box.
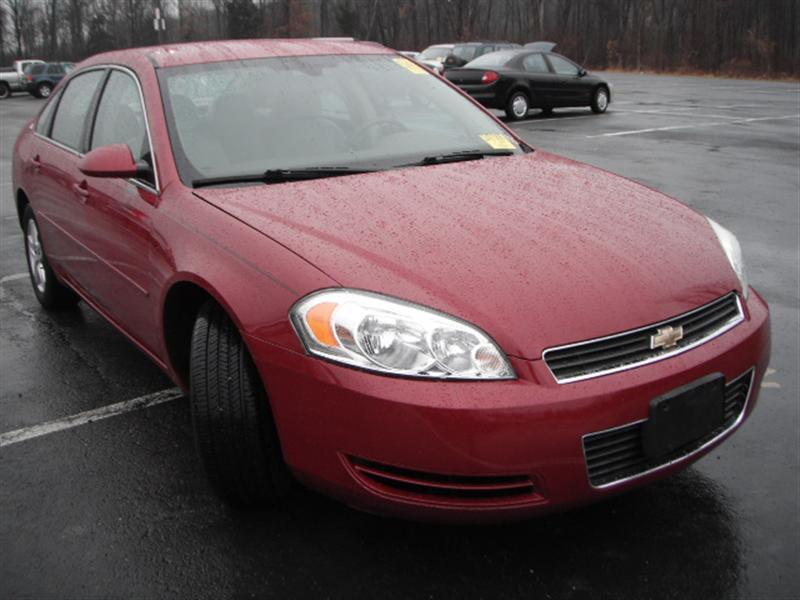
[5,0,30,56]
[2,0,793,78]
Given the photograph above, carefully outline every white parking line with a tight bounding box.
[0,272,29,285]
[513,113,599,127]
[587,114,800,138]
[0,388,184,447]
[614,108,743,120]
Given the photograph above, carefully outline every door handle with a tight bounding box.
[31,155,41,171]
[72,181,90,202]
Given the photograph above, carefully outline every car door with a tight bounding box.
[521,53,560,105]
[29,69,106,289]
[76,68,162,353]
[546,54,592,106]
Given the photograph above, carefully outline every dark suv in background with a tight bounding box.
[443,42,521,69]
[24,62,74,98]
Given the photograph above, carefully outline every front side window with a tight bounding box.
[91,70,153,185]
[91,72,147,156]
[27,64,45,76]
[523,54,550,74]
[45,64,63,75]
[50,70,104,150]
[547,54,580,76]
[159,54,524,184]
[35,89,62,135]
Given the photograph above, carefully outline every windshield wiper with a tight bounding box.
[410,149,516,167]
[192,167,377,188]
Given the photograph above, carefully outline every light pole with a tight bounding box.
[153,1,166,44]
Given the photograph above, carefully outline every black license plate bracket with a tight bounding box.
[642,373,725,458]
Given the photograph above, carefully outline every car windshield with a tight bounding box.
[466,51,518,68]
[419,46,451,60]
[158,54,523,184]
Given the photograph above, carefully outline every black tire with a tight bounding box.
[189,300,292,506]
[0,82,10,100]
[36,82,53,99]
[22,205,80,310]
[591,86,610,114]
[505,90,530,121]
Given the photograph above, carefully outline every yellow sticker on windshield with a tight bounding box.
[393,57,426,75]
[480,133,516,150]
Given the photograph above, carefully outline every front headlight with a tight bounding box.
[707,218,749,299]
[290,289,515,379]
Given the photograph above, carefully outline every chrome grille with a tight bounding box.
[583,369,754,487]
[544,293,744,383]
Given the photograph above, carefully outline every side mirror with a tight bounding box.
[578,68,587,77]
[78,144,147,179]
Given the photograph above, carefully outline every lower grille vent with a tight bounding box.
[348,456,537,504]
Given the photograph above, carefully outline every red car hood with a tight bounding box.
[194,151,738,360]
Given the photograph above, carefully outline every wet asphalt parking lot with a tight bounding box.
[1,72,798,599]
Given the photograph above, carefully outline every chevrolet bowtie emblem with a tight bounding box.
[650,325,684,350]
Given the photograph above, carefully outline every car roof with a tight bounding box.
[80,38,392,70]
[524,41,557,52]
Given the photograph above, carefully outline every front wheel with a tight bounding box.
[23,205,80,309]
[36,82,53,99]
[505,91,530,121]
[591,87,609,113]
[0,82,10,100]
[189,300,292,506]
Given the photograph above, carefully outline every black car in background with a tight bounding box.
[23,62,74,98]
[445,49,611,120]
[442,41,521,69]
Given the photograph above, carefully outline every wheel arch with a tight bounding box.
[162,277,228,390]
[595,82,611,101]
[161,271,277,391]
[15,188,30,230]
[507,82,532,101]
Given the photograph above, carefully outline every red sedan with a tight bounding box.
[12,40,770,521]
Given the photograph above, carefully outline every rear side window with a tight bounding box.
[50,70,104,150]
[28,64,45,76]
[45,64,63,75]
[91,70,152,182]
[547,54,580,76]
[523,54,550,73]
[35,90,62,135]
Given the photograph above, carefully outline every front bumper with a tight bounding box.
[247,290,770,522]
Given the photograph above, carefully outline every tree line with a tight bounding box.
[1,0,797,77]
